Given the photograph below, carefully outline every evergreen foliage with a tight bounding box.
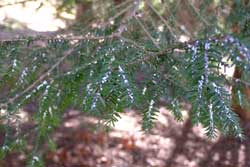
[0,0,250,165]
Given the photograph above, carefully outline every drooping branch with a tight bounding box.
[0,0,36,8]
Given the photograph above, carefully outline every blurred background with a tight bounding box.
[0,0,250,167]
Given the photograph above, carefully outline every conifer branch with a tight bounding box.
[7,48,74,104]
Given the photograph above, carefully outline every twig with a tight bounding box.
[225,76,250,88]
[8,48,74,104]
[0,32,121,43]
[113,0,132,9]
[187,0,210,26]
[145,0,177,39]
[0,0,36,8]
[134,15,160,49]
[120,36,148,51]
[164,0,192,36]
[116,0,141,36]
[108,3,134,22]
[0,0,140,43]
[126,42,183,67]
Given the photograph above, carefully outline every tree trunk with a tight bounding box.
[231,1,250,121]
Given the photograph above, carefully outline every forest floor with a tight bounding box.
[1,107,250,167]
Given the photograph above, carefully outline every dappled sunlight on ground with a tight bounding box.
[0,0,74,32]
[3,107,250,167]
[113,111,141,133]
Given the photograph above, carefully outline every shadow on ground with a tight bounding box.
[1,107,250,167]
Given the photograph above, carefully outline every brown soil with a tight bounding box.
[1,108,250,167]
